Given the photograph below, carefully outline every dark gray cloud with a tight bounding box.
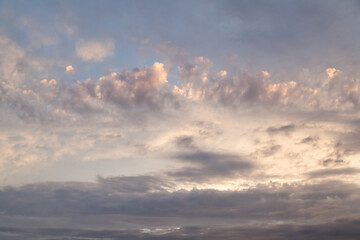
[336,130,360,156]
[1,179,359,222]
[318,140,354,167]
[322,158,345,167]
[168,151,254,182]
[97,175,173,193]
[254,143,282,157]
[1,219,360,240]
[307,167,360,179]
[301,136,317,144]
[173,135,197,150]
[266,124,296,135]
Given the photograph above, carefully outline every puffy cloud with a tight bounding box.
[169,53,360,111]
[172,55,320,109]
[178,56,212,84]
[1,61,179,124]
[218,70,227,77]
[152,42,360,110]
[40,78,57,87]
[2,40,360,127]
[65,65,74,74]
[76,39,115,62]
[325,71,360,109]
[326,68,341,78]
[84,62,176,111]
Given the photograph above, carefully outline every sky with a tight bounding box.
[0,0,360,239]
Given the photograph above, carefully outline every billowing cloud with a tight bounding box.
[172,54,360,110]
[94,62,174,110]
[173,55,316,108]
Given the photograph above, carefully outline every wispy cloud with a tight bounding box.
[76,39,115,62]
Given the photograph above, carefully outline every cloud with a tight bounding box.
[172,55,319,109]
[0,179,359,222]
[1,217,360,240]
[2,61,179,123]
[1,3,360,239]
[306,167,360,179]
[0,36,25,85]
[174,135,197,150]
[326,68,341,78]
[79,62,179,113]
[266,124,296,135]
[256,143,282,157]
[76,39,115,62]
[161,48,360,111]
[40,78,57,87]
[168,151,254,182]
[301,136,317,144]
[65,65,74,74]
[322,158,345,167]
[1,219,360,240]
[2,37,360,128]
[97,175,173,193]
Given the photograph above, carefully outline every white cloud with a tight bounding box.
[65,65,74,74]
[218,70,227,77]
[76,39,115,62]
[40,78,57,87]
[88,62,171,110]
[326,68,341,78]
